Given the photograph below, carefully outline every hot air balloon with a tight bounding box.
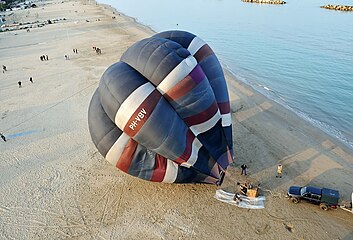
[88,30,233,185]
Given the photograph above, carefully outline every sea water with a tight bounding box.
[98,0,353,148]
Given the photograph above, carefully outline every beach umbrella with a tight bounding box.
[88,30,233,185]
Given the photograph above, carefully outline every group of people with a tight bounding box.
[40,55,49,61]
[240,163,283,178]
[18,77,33,88]
[65,48,79,60]
[92,46,102,55]
[3,44,105,144]
[3,65,34,88]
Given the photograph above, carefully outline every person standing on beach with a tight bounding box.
[276,164,283,178]
[46,55,49,61]
[29,77,33,83]
[2,65,7,73]
[0,133,6,142]
[241,164,248,175]
[18,81,22,88]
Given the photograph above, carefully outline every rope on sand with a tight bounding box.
[259,187,286,199]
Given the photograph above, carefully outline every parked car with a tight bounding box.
[287,186,339,210]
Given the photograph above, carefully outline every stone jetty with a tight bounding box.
[242,0,286,4]
[321,5,353,11]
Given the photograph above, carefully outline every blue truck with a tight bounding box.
[287,186,340,210]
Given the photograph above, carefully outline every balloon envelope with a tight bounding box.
[88,30,233,184]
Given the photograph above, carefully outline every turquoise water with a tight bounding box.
[99,0,353,148]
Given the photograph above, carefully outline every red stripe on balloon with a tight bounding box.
[124,90,161,137]
[116,138,137,173]
[174,129,195,164]
[194,44,213,62]
[165,75,195,101]
[184,101,218,126]
[218,101,230,114]
[150,154,168,182]
[165,65,206,101]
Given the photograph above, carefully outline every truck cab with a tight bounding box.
[287,186,339,210]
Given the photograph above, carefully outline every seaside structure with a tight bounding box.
[321,4,353,11]
[242,0,286,4]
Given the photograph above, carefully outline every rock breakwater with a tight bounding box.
[242,0,286,4]
[321,4,353,11]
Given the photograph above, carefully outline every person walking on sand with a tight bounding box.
[0,133,6,142]
[276,164,283,178]
[18,81,22,88]
[241,164,248,175]
[2,65,7,73]
[46,55,49,61]
[29,77,33,83]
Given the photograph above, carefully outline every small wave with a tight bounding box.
[288,107,353,149]
[221,61,353,149]
[257,83,272,92]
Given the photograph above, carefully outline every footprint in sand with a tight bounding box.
[254,223,271,235]
[1,110,9,119]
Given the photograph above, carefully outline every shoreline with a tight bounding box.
[3,0,352,151]
[99,1,353,152]
[1,0,352,239]
[223,65,353,151]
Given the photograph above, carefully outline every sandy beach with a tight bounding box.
[1,0,352,239]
